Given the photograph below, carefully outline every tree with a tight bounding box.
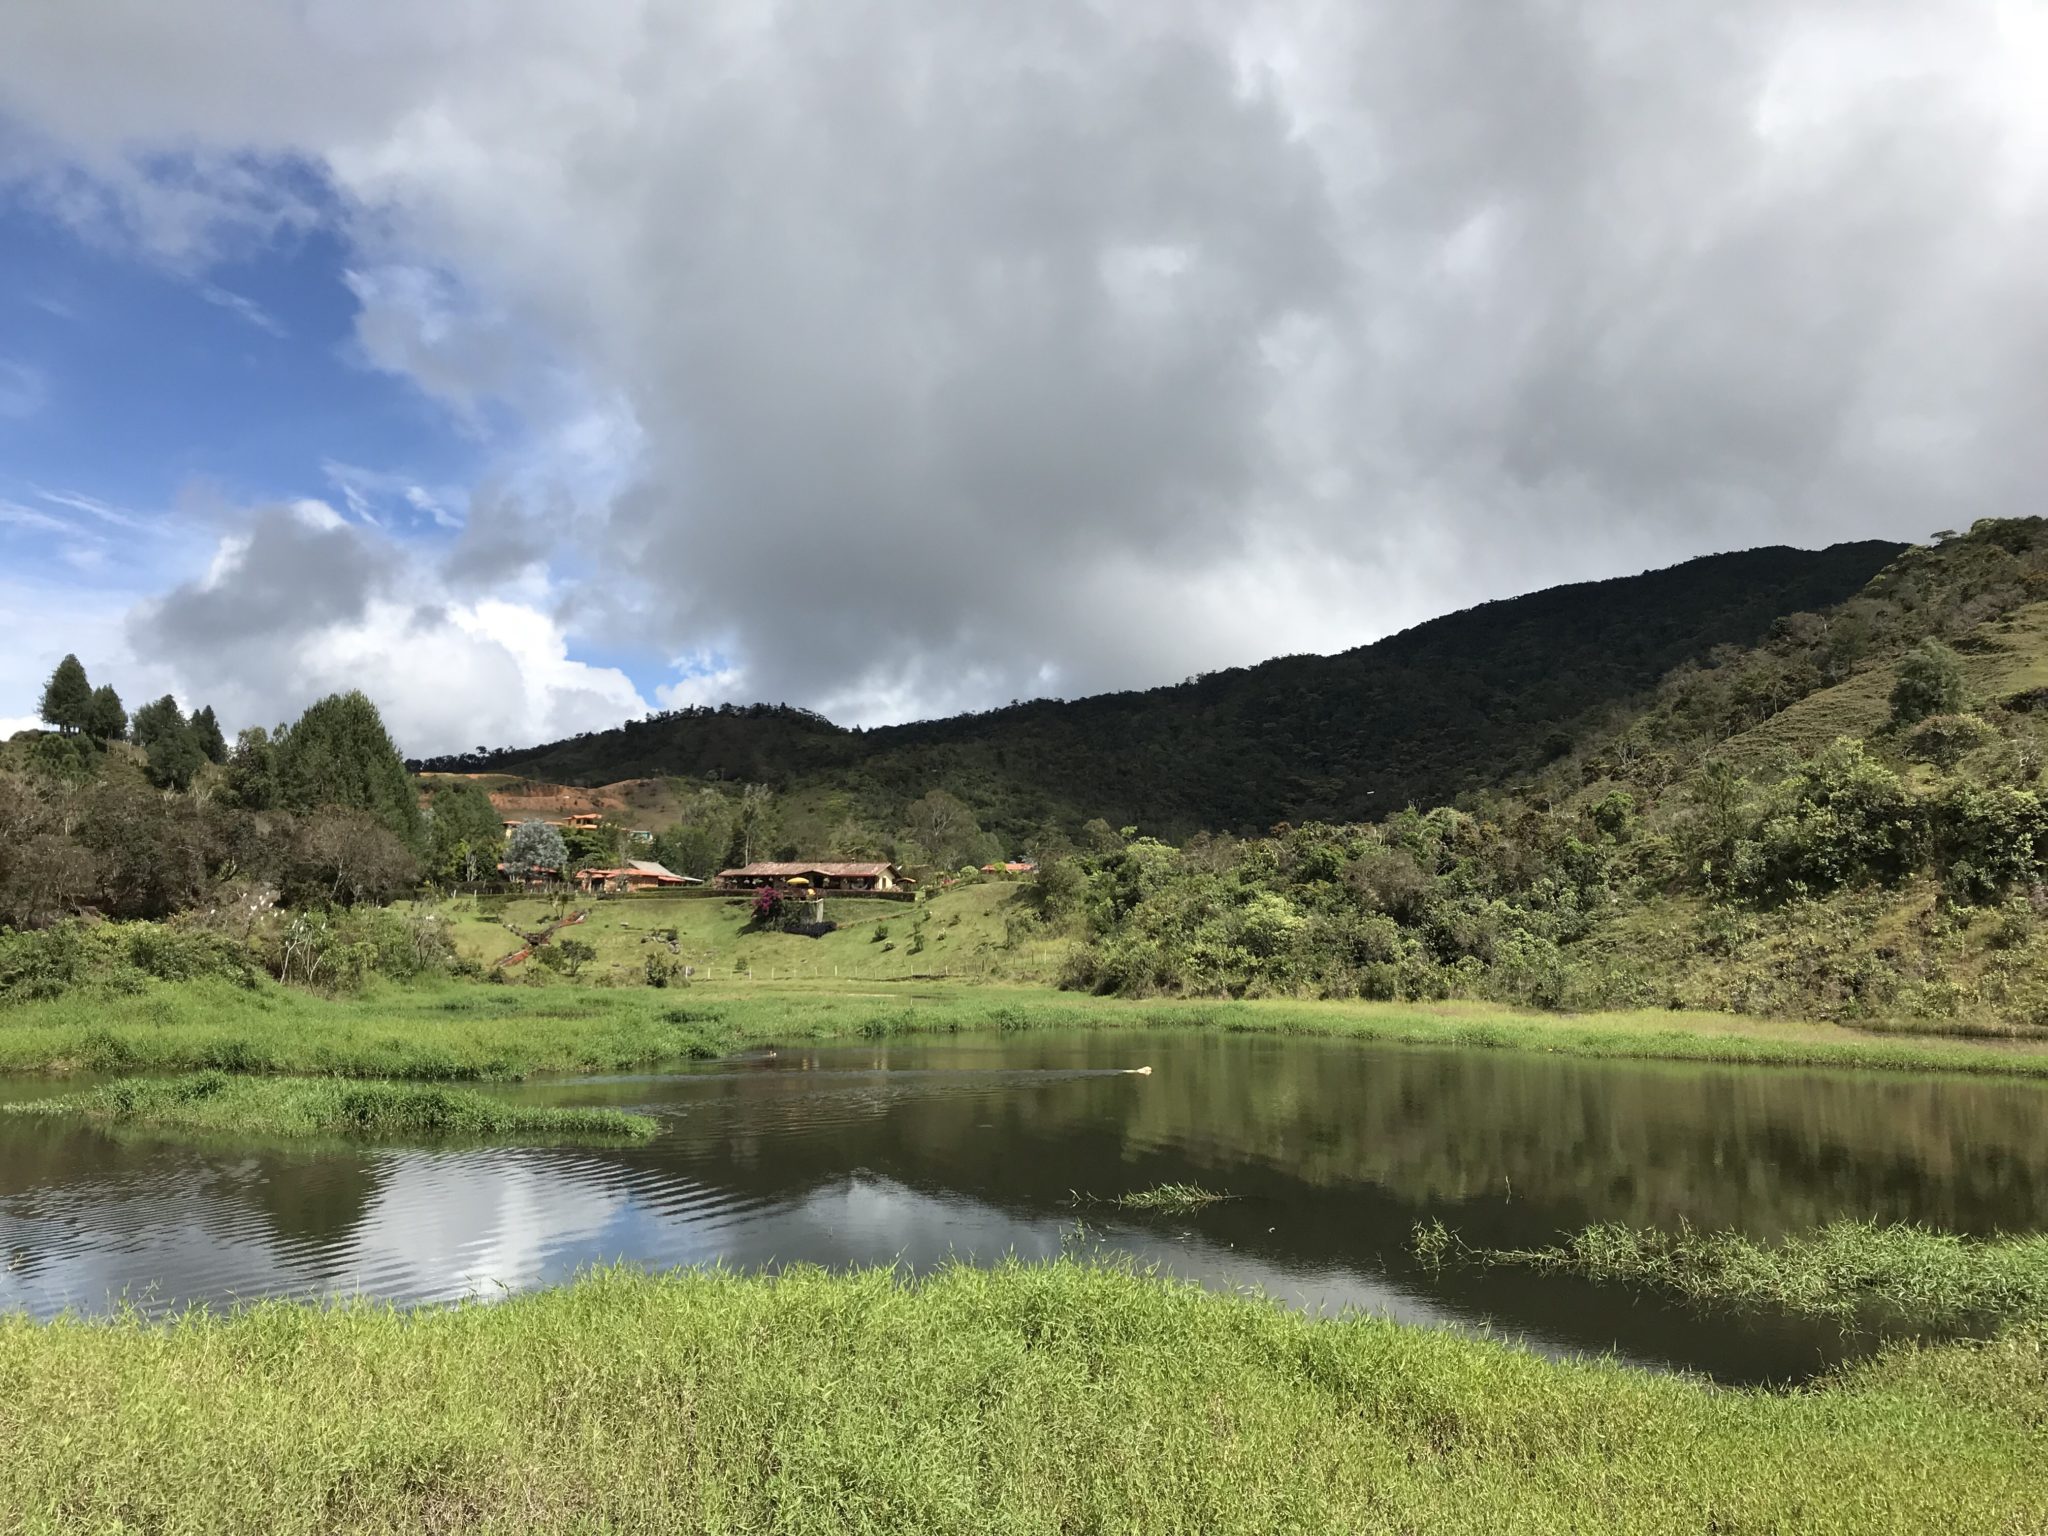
[562,819,626,872]
[282,808,421,907]
[219,727,278,811]
[190,706,228,765]
[505,819,567,880]
[130,695,186,752]
[273,691,424,850]
[38,655,92,734]
[535,937,595,978]
[652,789,736,880]
[899,789,989,871]
[84,685,127,745]
[423,779,505,883]
[1890,640,1966,727]
[146,726,206,792]
[723,783,777,868]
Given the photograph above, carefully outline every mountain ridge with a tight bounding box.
[418,539,1907,838]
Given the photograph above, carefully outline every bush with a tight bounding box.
[1890,639,1967,726]
[1905,713,1997,769]
[0,921,260,1004]
[534,937,596,978]
[254,907,455,993]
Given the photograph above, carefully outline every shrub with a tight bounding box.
[0,921,259,1004]
[1890,639,1966,726]
[254,907,455,993]
[536,937,596,978]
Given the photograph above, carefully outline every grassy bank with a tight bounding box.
[1432,1220,2048,1330]
[3,1071,657,1143]
[1,1262,2041,1533]
[7,977,2048,1082]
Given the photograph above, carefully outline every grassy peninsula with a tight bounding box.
[2,1261,2041,1533]
[1434,1220,2048,1331]
[4,1071,657,1144]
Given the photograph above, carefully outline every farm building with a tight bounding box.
[573,860,696,893]
[716,861,904,892]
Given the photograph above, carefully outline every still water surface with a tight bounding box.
[4,1030,2045,1383]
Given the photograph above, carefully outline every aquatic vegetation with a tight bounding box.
[1,1260,2042,1532]
[1107,1183,1233,1213]
[1425,1219,2048,1330]
[4,1072,657,1144]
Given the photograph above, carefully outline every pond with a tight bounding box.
[4,1029,2046,1384]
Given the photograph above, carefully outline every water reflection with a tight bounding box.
[4,1030,2046,1383]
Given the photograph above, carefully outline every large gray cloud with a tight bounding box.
[5,0,2046,733]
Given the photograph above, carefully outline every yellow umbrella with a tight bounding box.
[787,876,811,886]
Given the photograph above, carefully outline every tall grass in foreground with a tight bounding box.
[3,1072,656,1143]
[1,1262,2042,1534]
[6,976,2048,1082]
[1423,1219,2048,1329]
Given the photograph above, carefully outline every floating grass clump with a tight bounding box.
[1107,1182,1233,1213]
[1425,1219,2048,1329]
[1,1261,2044,1532]
[3,1072,658,1144]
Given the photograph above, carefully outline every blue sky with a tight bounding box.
[0,168,674,750]
[2,184,470,658]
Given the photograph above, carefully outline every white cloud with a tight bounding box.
[198,282,287,337]
[3,1,2048,737]
[125,502,649,753]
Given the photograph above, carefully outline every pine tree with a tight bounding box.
[189,705,228,765]
[130,695,186,752]
[273,691,425,850]
[84,685,127,744]
[219,726,278,811]
[38,655,92,734]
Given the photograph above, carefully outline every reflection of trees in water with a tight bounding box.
[665,1037,2048,1240]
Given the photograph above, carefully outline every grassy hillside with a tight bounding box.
[1031,519,2048,1036]
[420,541,1902,839]
[437,879,1065,985]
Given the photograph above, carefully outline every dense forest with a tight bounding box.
[417,541,1904,840]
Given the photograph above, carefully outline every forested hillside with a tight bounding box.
[419,541,1903,839]
[1044,518,2048,1033]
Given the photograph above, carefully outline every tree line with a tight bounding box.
[35,653,227,790]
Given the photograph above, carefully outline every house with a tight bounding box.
[573,859,697,893]
[981,861,1038,875]
[716,861,904,893]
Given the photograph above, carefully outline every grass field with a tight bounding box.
[437,880,1067,985]
[2,1071,657,1143]
[7,975,2048,1083]
[2,1260,2041,1534]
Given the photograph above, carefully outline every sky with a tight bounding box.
[3,1,2047,758]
